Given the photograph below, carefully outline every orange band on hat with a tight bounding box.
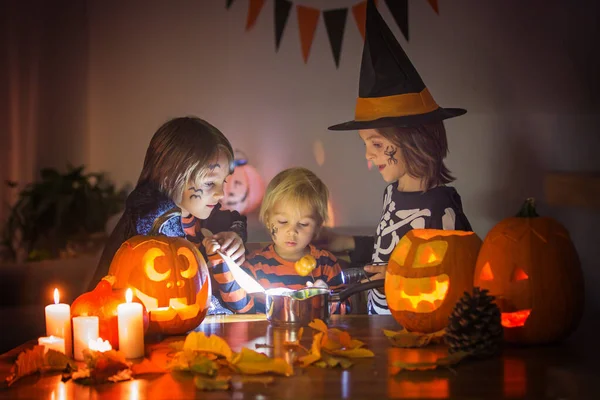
[354,88,439,121]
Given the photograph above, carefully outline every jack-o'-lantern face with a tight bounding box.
[109,236,211,335]
[220,156,265,215]
[474,202,584,344]
[386,229,482,333]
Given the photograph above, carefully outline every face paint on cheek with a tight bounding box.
[384,145,399,165]
[270,225,278,240]
[189,186,203,200]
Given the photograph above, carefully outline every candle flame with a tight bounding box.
[53,288,59,304]
[88,337,112,352]
[126,288,133,303]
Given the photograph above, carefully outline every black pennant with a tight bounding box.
[384,0,409,41]
[226,0,236,10]
[323,8,347,68]
[274,0,292,51]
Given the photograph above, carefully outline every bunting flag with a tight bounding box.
[226,0,441,67]
[274,0,292,50]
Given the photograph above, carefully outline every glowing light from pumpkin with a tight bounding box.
[387,274,450,312]
[53,288,60,304]
[88,337,112,352]
[413,241,448,268]
[501,309,531,328]
[480,262,494,280]
[512,267,529,281]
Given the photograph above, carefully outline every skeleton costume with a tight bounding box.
[328,0,471,314]
[353,184,471,314]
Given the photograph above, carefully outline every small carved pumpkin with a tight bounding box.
[474,198,584,345]
[219,151,265,215]
[108,235,211,335]
[386,229,482,333]
[71,277,149,348]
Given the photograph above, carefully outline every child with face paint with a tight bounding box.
[321,0,472,315]
[89,116,247,315]
[204,167,349,314]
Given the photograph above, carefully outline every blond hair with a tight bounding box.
[259,167,329,226]
[377,121,454,190]
[137,116,234,203]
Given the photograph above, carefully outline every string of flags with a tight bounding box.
[225,0,440,67]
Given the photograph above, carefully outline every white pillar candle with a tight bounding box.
[72,316,99,361]
[117,288,145,359]
[38,335,66,354]
[45,288,72,358]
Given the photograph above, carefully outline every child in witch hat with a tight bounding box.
[322,0,473,315]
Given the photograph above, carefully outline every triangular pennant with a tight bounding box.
[274,0,292,51]
[246,0,266,31]
[296,5,320,63]
[427,0,439,14]
[323,8,348,68]
[352,0,377,40]
[225,0,236,10]
[384,0,408,41]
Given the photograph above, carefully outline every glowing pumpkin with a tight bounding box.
[219,151,265,215]
[108,236,211,335]
[385,229,482,333]
[474,198,584,345]
[71,277,149,348]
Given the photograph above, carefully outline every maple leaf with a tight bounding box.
[383,328,446,348]
[391,351,470,372]
[183,332,233,361]
[168,350,219,376]
[230,348,293,376]
[5,346,77,387]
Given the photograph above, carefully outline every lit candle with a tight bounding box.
[117,288,144,359]
[88,337,112,353]
[45,288,72,358]
[72,316,99,361]
[38,335,66,354]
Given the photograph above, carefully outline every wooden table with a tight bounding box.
[1,315,598,399]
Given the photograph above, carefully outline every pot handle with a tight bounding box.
[331,279,384,303]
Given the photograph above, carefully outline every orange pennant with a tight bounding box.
[296,5,320,63]
[352,0,378,40]
[246,0,265,31]
[427,0,439,14]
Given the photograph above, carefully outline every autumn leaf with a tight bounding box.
[234,376,276,385]
[5,346,77,387]
[169,340,185,352]
[183,332,233,361]
[383,328,446,348]
[194,375,231,391]
[131,358,166,376]
[391,351,470,372]
[328,348,374,358]
[230,348,293,376]
[308,319,328,333]
[315,356,353,369]
[168,351,219,377]
[298,332,324,367]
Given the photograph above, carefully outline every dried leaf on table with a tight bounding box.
[230,348,293,376]
[308,319,329,333]
[298,332,324,367]
[383,328,446,348]
[169,340,185,352]
[328,348,374,358]
[234,375,276,385]
[314,356,353,369]
[131,358,166,376]
[5,346,76,387]
[168,350,219,377]
[183,332,233,361]
[391,351,470,372]
[194,375,231,391]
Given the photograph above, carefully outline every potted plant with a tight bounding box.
[0,165,129,306]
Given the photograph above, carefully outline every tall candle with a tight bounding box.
[45,288,72,358]
[72,316,99,361]
[38,335,66,354]
[117,288,144,359]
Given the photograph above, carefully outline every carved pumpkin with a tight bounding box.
[108,235,211,335]
[71,277,149,348]
[474,198,584,345]
[385,229,482,333]
[219,151,265,215]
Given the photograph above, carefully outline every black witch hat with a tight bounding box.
[328,0,466,131]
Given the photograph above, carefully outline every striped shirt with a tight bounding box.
[209,244,349,314]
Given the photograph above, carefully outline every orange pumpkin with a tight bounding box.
[219,151,265,215]
[385,229,482,333]
[474,198,584,345]
[295,255,317,277]
[108,235,211,335]
[71,277,149,348]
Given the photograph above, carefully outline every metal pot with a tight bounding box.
[265,280,384,326]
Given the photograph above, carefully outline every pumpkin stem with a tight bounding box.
[150,207,182,235]
[516,198,539,218]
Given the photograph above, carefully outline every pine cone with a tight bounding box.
[445,287,503,357]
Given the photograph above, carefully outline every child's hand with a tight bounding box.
[362,264,386,282]
[211,231,245,265]
[306,279,329,289]
[202,237,221,256]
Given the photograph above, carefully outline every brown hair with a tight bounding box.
[377,121,454,190]
[259,167,329,227]
[137,116,234,203]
